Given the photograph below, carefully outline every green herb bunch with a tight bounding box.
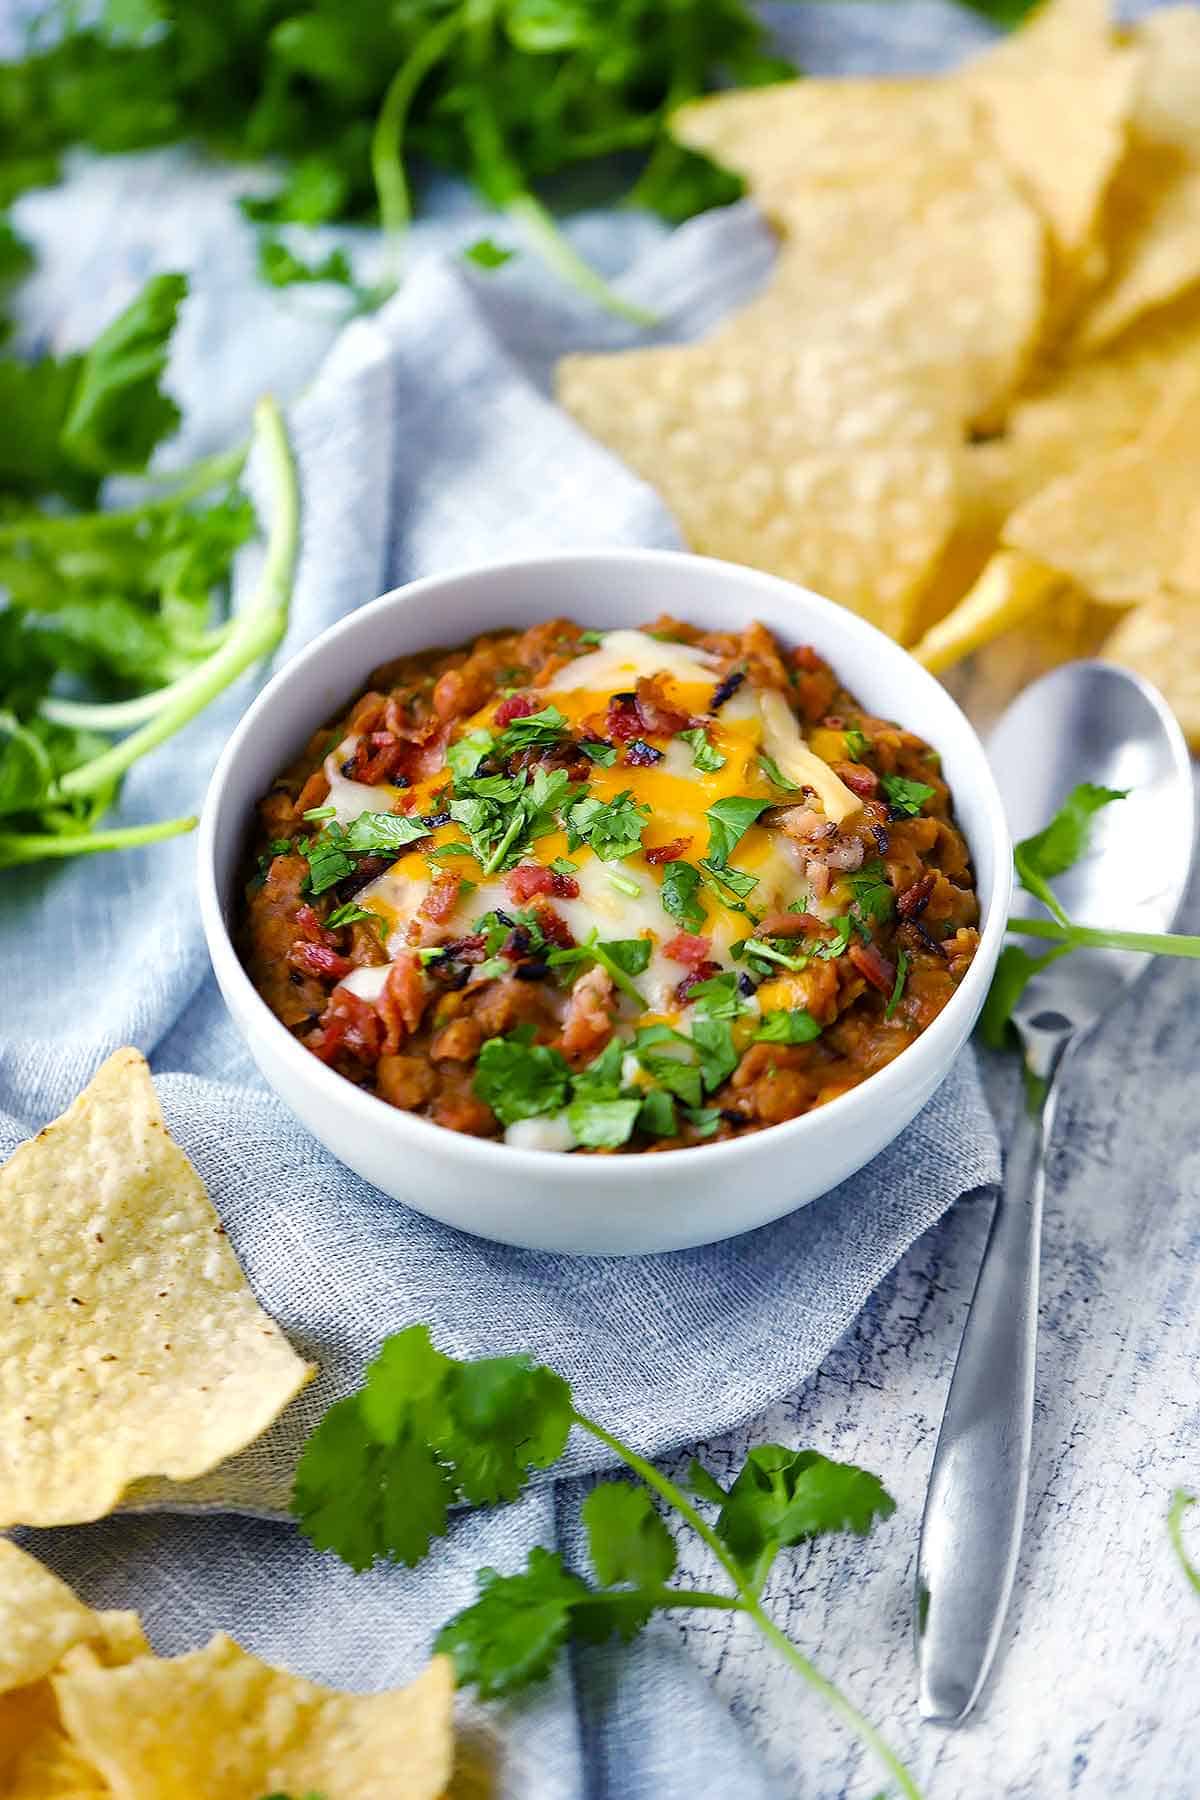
[2,0,794,314]
[294,1325,923,1798]
[0,263,299,867]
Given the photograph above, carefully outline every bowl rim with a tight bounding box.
[198,546,1013,1186]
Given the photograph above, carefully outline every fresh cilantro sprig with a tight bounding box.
[293,1326,922,1799]
[983,786,1200,1049]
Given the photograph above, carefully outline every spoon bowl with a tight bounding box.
[990,660,1195,1034]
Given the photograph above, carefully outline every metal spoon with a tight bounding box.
[914,660,1195,1725]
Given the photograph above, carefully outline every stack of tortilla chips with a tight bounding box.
[558,0,1200,738]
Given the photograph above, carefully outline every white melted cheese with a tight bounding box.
[337,964,392,1001]
[757,690,860,824]
[547,629,716,693]
[504,1114,576,1152]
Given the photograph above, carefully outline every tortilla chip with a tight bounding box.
[0,1047,314,1526]
[671,76,982,205]
[1104,591,1200,745]
[960,0,1134,288]
[912,550,1069,673]
[0,1540,100,1695]
[558,335,963,476]
[1003,370,1200,603]
[714,162,1044,427]
[1075,8,1200,347]
[53,1636,455,1800]
[0,1685,108,1800]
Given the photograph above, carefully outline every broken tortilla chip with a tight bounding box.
[1003,369,1200,604]
[1104,591,1200,747]
[912,550,1069,674]
[0,1540,100,1695]
[1075,8,1200,347]
[0,1047,314,1526]
[53,1635,455,1800]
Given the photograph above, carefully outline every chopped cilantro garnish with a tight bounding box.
[343,811,431,854]
[571,1037,625,1101]
[473,1026,570,1127]
[579,740,618,766]
[548,931,650,1006]
[698,858,758,904]
[578,629,606,646]
[464,236,515,269]
[682,1105,722,1138]
[325,900,386,934]
[678,727,726,774]
[608,871,642,898]
[881,775,935,817]
[757,753,800,792]
[884,949,910,1020]
[497,705,568,752]
[446,728,496,783]
[756,1009,821,1044]
[1013,781,1126,926]
[637,1087,678,1138]
[742,939,810,973]
[302,804,337,821]
[690,1014,738,1090]
[686,971,750,1019]
[550,856,578,876]
[704,795,771,867]
[844,727,872,759]
[846,859,894,925]
[567,1096,642,1149]
[567,789,650,862]
[659,859,707,935]
[301,826,356,894]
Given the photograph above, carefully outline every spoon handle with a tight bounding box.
[914,1048,1067,1723]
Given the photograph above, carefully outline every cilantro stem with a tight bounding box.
[370,12,463,288]
[55,395,298,799]
[1006,917,1200,959]
[0,813,197,866]
[572,1410,923,1800]
[589,935,648,1008]
[1169,1489,1200,1594]
[0,444,247,543]
[504,193,657,328]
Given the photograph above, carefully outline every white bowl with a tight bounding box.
[199,549,1011,1255]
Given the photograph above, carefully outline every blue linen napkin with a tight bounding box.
[0,6,1006,1792]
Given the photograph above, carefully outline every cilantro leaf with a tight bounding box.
[756,1009,821,1044]
[687,971,750,1019]
[496,705,568,752]
[844,727,872,759]
[705,795,771,867]
[691,1013,738,1092]
[715,1446,896,1580]
[343,811,430,854]
[758,752,799,793]
[637,1087,678,1137]
[446,727,495,783]
[60,272,186,477]
[679,726,726,773]
[435,1549,590,1699]
[846,858,894,925]
[258,237,355,289]
[568,789,650,861]
[884,949,910,1020]
[465,236,516,269]
[979,942,1072,1048]
[579,739,618,766]
[1169,1489,1200,1596]
[880,774,935,817]
[683,1104,722,1137]
[698,858,758,903]
[567,1095,642,1149]
[583,1481,677,1589]
[473,1028,570,1126]
[1014,782,1126,924]
[570,1037,625,1102]
[659,858,707,934]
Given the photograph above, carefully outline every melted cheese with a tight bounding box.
[347,629,861,1027]
[757,690,860,825]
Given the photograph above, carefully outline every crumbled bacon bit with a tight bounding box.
[675,960,723,1003]
[561,965,616,1061]
[832,761,879,799]
[504,863,580,903]
[897,871,937,921]
[533,904,576,948]
[288,941,354,981]
[494,692,538,728]
[378,953,428,1054]
[644,836,691,866]
[605,693,644,742]
[634,674,692,736]
[791,645,824,672]
[306,987,384,1065]
[756,910,832,940]
[420,869,462,923]
[293,904,334,946]
[662,931,713,967]
[709,668,746,711]
[848,940,897,995]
